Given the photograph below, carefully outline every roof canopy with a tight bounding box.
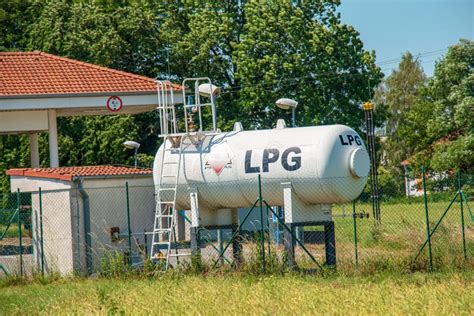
[0,51,182,117]
[0,51,182,168]
[0,51,181,98]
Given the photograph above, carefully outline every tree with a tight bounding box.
[233,1,383,130]
[0,0,43,51]
[0,0,384,193]
[150,1,383,131]
[25,0,160,165]
[399,39,474,172]
[374,52,426,168]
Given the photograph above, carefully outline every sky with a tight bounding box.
[338,0,473,77]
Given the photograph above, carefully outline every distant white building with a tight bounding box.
[401,160,423,197]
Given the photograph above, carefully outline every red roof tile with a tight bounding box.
[7,165,152,181]
[0,51,181,97]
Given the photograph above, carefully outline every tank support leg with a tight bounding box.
[189,189,201,261]
[324,221,336,266]
[284,223,296,269]
[231,225,242,265]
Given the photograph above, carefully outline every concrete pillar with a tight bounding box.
[282,182,296,268]
[189,189,201,259]
[29,133,40,168]
[47,110,59,167]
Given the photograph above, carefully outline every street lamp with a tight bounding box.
[123,140,140,168]
[275,98,298,127]
[198,83,221,97]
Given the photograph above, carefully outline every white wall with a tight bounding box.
[31,189,75,275]
[82,177,154,269]
[12,175,155,274]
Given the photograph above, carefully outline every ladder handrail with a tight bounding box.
[182,77,217,134]
[157,80,177,136]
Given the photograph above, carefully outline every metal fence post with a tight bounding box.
[266,204,271,258]
[422,166,433,271]
[217,229,224,265]
[125,182,132,266]
[457,171,467,260]
[39,187,45,276]
[352,200,359,266]
[16,188,23,277]
[258,174,265,273]
[144,229,148,258]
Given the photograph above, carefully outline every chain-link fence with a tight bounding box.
[0,170,472,277]
[0,192,33,277]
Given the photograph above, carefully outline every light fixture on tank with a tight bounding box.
[275,98,298,127]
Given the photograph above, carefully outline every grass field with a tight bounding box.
[0,271,472,314]
[330,200,474,265]
[0,193,472,314]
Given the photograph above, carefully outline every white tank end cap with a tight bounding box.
[349,148,370,178]
[275,119,286,129]
[233,122,243,132]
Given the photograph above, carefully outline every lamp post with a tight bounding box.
[275,98,298,127]
[123,140,140,168]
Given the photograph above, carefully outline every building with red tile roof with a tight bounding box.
[0,51,180,97]
[7,164,155,276]
[7,165,152,182]
[0,51,182,168]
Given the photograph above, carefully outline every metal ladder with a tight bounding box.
[150,78,220,269]
[150,135,190,269]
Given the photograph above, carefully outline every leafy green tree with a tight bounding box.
[374,52,426,168]
[0,135,31,193]
[399,39,474,172]
[0,0,43,51]
[26,0,160,166]
[153,1,383,130]
[154,1,249,131]
[57,116,139,166]
[234,1,382,130]
[0,0,384,194]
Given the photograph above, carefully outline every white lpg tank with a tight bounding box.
[153,124,370,213]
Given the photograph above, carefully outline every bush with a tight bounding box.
[359,167,404,202]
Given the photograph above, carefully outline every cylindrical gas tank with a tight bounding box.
[153,124,369,210]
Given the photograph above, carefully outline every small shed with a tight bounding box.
[7,165,155,275]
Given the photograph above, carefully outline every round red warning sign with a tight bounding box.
[106,96,123,112]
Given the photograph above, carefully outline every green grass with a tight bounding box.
[0,224,29,239]
[0,271,472,314]
[330,200,474,266]
[0,198,472,314]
